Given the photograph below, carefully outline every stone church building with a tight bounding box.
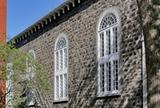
[10,0,160,108]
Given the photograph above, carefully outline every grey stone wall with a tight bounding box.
[138,0,160,108]
[19,0,144,107]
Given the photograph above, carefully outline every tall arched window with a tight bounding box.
[55,34,68,101]
[97,8,120,96]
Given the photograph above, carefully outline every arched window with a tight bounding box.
[26,50,36,80]
[55,34,68,101]
[97,8,120,96]
[27,50,36,106]
[6,63,14,108]
[28,50,36,60]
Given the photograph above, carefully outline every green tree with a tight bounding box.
[0,44,50,108]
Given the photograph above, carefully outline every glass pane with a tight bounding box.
[56,76,59,98]
[113,27,118,53]
[60,50,63,69]
[113,60,119,90]
[64,48,68,68]
[100,64,105,92]
[106,30,111,55]
[100,33,104,57]
[56,52,59,70]
[64,74,67,97]
[106,62,111,91]
[60,75,63,98]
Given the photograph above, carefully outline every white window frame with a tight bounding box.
[97,7,121,97]
[54,33,68,101]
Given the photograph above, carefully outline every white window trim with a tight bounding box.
[96,7,121,97]
[54,33,68,102]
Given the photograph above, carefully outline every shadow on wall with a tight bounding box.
[138,0,160,108]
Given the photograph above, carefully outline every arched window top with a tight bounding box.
[29,50,36,60]
[99,13,117,31]
[97,7,121,32]
[56,37,67,50]
[55,33,68,51]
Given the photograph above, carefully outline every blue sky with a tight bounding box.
[7,0,64,40]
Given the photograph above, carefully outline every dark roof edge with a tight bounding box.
[9,0,81,45]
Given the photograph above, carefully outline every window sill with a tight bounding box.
[53,99,68,104]
[96,92,121,99]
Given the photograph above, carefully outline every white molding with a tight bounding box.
[142,33,148,108]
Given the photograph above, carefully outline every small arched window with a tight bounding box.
[55,34,68,101]
[27,50,36,106]
[97,8,120,96]
[6,63,14,108]
[29,50,36,60]
[26,50,36,80]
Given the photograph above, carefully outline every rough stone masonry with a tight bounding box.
[10,0,159,108]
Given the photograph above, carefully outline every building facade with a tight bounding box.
[0,0,6,107]
[10,0,160,108]
[0,0,6,43]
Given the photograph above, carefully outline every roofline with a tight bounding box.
[9,0,82,45]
